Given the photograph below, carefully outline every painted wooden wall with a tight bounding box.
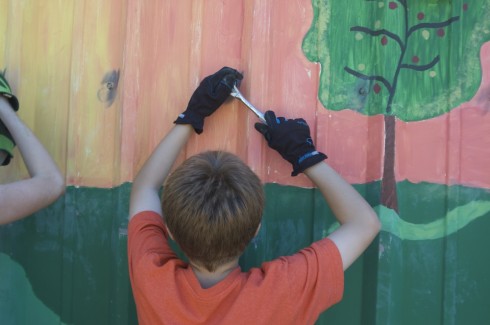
[1,1,489,324]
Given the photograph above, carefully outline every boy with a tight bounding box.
[128,67,381,324]
[0,73,65,224]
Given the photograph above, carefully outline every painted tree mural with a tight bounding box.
[346,1,460,212]
[303,0,490,213]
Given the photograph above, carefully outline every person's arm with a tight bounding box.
[129,67,243,220]
[0,97,65,225]
[304,162,380,270]
[129,124,193,218]
[255,110,380,271]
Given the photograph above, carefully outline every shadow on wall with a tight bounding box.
[0,253,68,325]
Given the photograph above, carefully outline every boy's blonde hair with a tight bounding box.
[162,151,264,272]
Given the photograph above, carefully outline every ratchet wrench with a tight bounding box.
[230,84,266,123]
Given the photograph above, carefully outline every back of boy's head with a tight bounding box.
[162,150,264,272]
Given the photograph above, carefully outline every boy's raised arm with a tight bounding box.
[304,162,380,270]
[0,88,65,224]
[129,124,193,218]
[255,110,380,270]
[129,67,243,219]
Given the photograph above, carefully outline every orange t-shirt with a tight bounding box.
[128,211,344,325]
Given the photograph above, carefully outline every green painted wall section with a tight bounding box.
[376,182,490,325]
[0,185,136,325]
[1,182,489,324]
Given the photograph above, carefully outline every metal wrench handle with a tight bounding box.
[230,85,266,122]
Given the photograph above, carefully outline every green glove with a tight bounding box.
[0,72,18,165]
[0,72,19,111]
[0,120,15,166]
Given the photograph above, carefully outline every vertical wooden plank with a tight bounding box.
[67,0,127,188]
[0,0,8,65]
[120,0,194,182]
[242,0,322,187]
[15,0,75,177]
[185,0,247,162]
[64,1,128,324]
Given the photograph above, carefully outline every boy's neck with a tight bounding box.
[190,259,239,289]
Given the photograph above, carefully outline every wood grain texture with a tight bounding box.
[0,0,488,190]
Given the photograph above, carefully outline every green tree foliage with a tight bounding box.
[303,0,490,121]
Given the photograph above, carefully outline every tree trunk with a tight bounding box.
[381,114,398,212]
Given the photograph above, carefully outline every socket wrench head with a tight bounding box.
[230,85,265,122]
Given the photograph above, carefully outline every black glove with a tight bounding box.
[255,110,327,176]
[0,119,15,166]
[0,72,19,111]
[175,67,243,134]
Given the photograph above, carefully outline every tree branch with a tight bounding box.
[344,66,393,93]
[408,16,460,37]
[351,26,404,50]
[401,55,440,71]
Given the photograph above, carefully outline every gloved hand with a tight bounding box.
[0,72,19,111]
[255,110,327,176]
[175,67,243,134]
[0,119,15,166]
[0,73,18,165]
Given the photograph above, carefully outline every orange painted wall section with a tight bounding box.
[396,42,490,188]
[0,0,489,190]
[119,0,325,188]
